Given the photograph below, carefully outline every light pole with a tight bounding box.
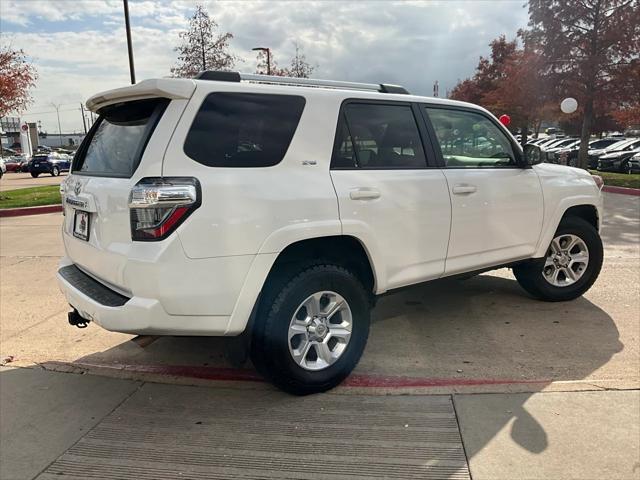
[252,47,271,75]
[51,103,63,147]
[123,0,136,84]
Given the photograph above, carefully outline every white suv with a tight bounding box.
[58,72,604,394]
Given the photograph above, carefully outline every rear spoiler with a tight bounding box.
[86,78,196,112]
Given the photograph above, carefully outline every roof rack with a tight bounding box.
[194,71,410,95]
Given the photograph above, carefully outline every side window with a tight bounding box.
[184,93,305,168]
[331,103,427,169]
[425,107,516,168]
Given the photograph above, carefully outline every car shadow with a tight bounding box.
[369,271,622,457]
[65,269,623,475]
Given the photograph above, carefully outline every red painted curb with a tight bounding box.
[0,204,62,217]
[67,361,550,389]
[602,185,640,196]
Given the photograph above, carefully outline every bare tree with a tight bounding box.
[287,42,315,78]
[255,42,317,78]
[171,4,236,78]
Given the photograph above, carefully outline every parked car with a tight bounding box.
[588,138,639,168]
[597,148,640,173]
[29,152,71,177]
[627,152,640,174]
[556,138,622,166]
[2,156,23,172]
[541,138,579,162]
[0,158,6,179]
[36,145,52,153]
[0,147,18,156]
[57,72,605,395]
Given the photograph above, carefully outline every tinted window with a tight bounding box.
[332,103,427,169]
[184,93,305,168]
[426,107,516,168]
[75,98,167,177]
[590,139,618,149]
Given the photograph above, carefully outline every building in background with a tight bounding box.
[0,117,21,153]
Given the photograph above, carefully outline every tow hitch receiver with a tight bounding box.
[68,309,90,328]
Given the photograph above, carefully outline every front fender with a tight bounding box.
[533,195,603,258]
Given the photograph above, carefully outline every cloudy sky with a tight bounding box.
[0,0,529,133]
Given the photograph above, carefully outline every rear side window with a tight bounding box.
[74,98,168,177]
[332,103,427,169]
[184,93,306,167]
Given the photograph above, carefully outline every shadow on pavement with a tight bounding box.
[55,271,624,478]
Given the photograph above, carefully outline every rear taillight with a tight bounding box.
[129,177,200,241]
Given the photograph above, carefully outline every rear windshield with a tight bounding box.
[184,92,306,167]
[73,98,168,177]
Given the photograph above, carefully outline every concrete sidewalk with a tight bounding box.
[1,366,638,480]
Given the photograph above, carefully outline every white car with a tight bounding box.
[0,158,6,178]
[57,72,604,394]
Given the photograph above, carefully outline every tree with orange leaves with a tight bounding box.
[0,44,38,116]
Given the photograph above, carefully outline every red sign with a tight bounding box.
[21,123,29,132]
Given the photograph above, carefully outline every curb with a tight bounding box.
[602,185,640,196]
[0,204,62,218]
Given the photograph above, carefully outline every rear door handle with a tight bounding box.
[349,188,381,200]
[452,184,477,195]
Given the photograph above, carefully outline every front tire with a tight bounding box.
[51,166,60,177]
[513,217,603,302]
[251,263,370,395]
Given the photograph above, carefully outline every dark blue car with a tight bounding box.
[30,152,72,177]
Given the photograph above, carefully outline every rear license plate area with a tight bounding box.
[73,210,90,241]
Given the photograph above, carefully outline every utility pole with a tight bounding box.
[80,103,88,134]
[51,103,63,147]
[252,47,271,75]
[123,0,136,84]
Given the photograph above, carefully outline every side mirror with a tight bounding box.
[523,144,543,166]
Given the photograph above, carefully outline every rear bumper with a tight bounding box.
[57,257,231,336]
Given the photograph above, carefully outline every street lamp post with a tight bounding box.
[252,47,271,75]
[51,103,63,147]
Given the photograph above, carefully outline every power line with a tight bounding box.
[19,108,81,116]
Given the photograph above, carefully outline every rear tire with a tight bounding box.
[513,217,603,302]
[31,172,39,178]
[251,262,370,395]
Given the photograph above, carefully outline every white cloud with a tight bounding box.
[2,0,529,132]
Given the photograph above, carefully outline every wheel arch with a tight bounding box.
[224,234,380,336]
[561,204,599,231]
[533,198,602,259]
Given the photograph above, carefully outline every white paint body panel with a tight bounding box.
[442,168,544,274]
[331,169,451,292]
[57,78,603,336]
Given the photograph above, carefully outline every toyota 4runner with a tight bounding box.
[57,71,604,394]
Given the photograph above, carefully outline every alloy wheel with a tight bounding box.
[542,233,589,287]
[288,291,352,371]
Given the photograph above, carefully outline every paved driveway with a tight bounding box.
[1,192,638,394]
[0,171,66,191]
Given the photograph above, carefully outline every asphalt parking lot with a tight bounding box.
[1,192,639,479]
[0,171,65,192]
